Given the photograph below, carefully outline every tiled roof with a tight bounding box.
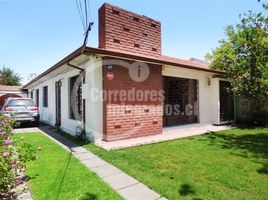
[84,47,216,72]
[161,55,209,70]
[23,46,223,88]
[0,85,22,91]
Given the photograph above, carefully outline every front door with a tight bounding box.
[219,81,234,122]
[163,76,198,126]
[55,80,62,127]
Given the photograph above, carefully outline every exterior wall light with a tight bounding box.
[107,65,113,72]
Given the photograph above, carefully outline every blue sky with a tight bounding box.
[0,0,265,84]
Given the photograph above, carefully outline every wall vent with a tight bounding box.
[152,47,157,52]
[123,26,130,32]
[134,43,140,48]
[125,110,131,114]
[151,22,157,28]
[113,38,120,44]
[114,125,121,129]
[135,122,141,126]
[133,17,140,22]
[112,9,120,15]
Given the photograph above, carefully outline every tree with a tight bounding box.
[206,4,268,124]
[27,73,38,81]
[0,66,22,86]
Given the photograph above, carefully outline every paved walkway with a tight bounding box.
[15,126,167,200]
[95,123,232,150]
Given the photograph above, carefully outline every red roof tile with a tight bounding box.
[0,85,22,91]
[23,46,223,88]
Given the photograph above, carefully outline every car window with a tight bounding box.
[7,99,34,107]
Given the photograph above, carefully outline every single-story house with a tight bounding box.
[23,3,234,142]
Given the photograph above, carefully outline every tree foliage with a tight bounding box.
[206,6,268,100]
[0,67,22,86]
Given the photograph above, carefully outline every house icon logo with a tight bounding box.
[129,61,150,82]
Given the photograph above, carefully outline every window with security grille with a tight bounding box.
[69,75,82,120]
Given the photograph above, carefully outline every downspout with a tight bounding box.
[67,61,84,71]
[67,47,86,131]
[67,45,87,74]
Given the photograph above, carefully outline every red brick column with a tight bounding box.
[102,58,163,141]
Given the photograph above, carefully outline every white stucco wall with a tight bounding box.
[27,56,103,140]
[58,69,82,135]
[81,56,103,140]
[28,78,56,126]
[28,69,81,133]
[162,65,220,124]
[26,55,222,140]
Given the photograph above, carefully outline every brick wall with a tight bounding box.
[99,3,162,58]
[103,57,163,141]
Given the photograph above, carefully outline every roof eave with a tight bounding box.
[23,46,225,89]
[83,47,225,75]
[22,46,85,89]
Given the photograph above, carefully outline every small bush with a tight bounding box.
[0,118,38,198]
[75,125,88,141]
[235,97,268,126]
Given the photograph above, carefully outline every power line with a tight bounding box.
[84,0,88,30]
[75,0,86,32]
[87,0,92,22]
[75,0,94,45]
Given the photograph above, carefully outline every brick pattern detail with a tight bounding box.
[163,77,198,126]
[99,3,162,58]
[103,57,163,141]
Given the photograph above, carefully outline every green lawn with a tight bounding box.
[83,128,268,200]
[13,132,122,200]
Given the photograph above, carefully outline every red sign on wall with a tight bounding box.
[106,71,114,80]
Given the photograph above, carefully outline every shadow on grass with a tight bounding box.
[24,174,38,181]
[179,183,195,196]
[38,124,91,150]
[80,192,98,200]
[45,152,72,200]
[205,129,268,175]
[257,164,268,175]
[55,152,72,200]
[51,126,90,146]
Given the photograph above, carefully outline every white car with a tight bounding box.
[0,98,40,126]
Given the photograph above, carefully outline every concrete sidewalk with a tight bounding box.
[15,126,167,200]
[95,123,232,150]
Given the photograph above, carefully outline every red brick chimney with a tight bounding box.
[98,3,162,57]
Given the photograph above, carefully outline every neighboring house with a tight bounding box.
[23,3,234,142]
[0,85,27,107]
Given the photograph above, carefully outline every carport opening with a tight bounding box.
[0,94,22,108]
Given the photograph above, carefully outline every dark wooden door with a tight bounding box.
[219,81,234,122]
[55,80,62,127]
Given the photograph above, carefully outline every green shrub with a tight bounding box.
[0,118,38,198]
